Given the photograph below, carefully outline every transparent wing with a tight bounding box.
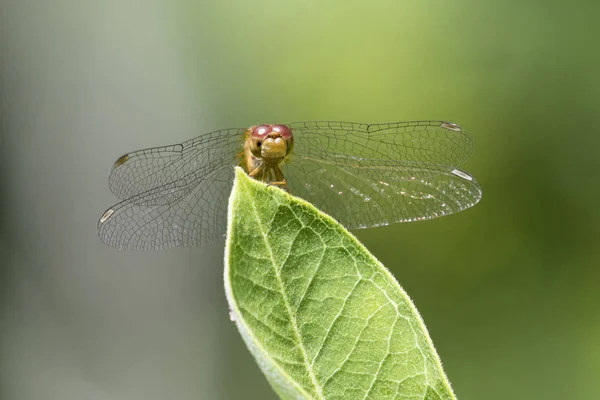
[283,121,480,228]
[108,128,247,201]
[98,128,246,250]
[98,120,480,250]
[288,120,473,180]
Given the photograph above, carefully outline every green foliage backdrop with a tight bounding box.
[0,0,598,399]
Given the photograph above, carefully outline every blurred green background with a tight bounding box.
[1,0,598,399]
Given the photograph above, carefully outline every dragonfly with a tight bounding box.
[98,121,482,250]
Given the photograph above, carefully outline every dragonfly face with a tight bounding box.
[98,120,482,250]
[246,124,294,161]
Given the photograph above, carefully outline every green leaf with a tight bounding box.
[224,167,457,400]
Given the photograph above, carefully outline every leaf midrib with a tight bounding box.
[246,184,325,400]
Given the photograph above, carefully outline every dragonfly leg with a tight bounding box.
[248,165,262,177]
[249,164,271,185]
[270,166,290,192]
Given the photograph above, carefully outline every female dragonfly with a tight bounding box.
[98,120,481,250]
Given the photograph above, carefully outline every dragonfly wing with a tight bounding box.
[284,120,480,228]
[284,160,481,229]
[98,127,247,250]
[288,120,473,180]
[107,128,247,201]
[98,163,235,250]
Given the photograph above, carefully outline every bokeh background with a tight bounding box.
[1,0,599,399]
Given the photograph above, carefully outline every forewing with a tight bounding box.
[288,120,473,180]
[108,128,247,201]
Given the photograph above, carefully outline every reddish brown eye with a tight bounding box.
[272,124,294,156]
[249,125,271,157]
[252,125,271,139]
[271,124,293,140]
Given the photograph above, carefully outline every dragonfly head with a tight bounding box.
[248,124,294,161]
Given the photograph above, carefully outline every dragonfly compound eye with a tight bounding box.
[271,124,294,156]
[250,125,271,157]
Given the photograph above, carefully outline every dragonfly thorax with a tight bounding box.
[241,124,295,192]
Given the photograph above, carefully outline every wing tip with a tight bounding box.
[440,121,462,132]
[99,208,115,224]
[113,154,130,167]
[450,168,474,181]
